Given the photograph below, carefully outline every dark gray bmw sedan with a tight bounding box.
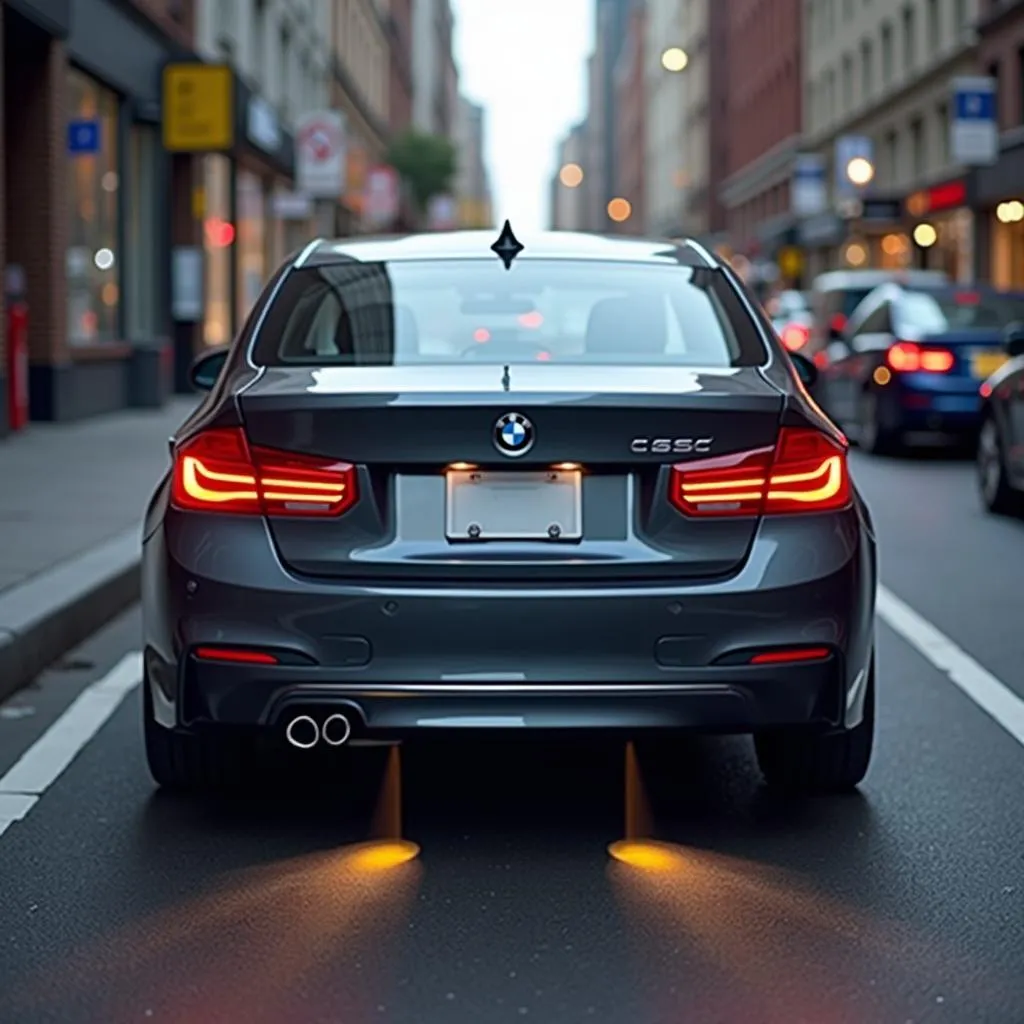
[141,229,877,795]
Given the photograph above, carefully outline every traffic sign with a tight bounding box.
[162,64,234,152]
[67,121,99,155]
[950,76,998,166]
[296,110,346,198]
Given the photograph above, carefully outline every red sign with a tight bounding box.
[907,179,967,216]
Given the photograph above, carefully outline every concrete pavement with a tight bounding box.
[0,449,1023,1022]
[0,398,197,702]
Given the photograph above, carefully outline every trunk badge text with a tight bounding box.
[494,412,535,457]
[631,437,714,455]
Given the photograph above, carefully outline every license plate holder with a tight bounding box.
[445,470,583,541]
[971,350,1009,379]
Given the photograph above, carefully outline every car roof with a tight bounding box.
[812,269,948,290]
[294,230,717,268]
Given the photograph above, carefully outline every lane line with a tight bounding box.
[877,585,1024,748]
[0,651,142,838]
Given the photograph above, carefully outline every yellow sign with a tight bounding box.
[777,246,804,279]
[972,351,1009,380]
[163,64,234,152]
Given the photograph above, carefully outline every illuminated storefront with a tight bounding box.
[970,135,1024,290]
[904,179,973,282]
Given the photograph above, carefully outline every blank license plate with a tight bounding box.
[445,470,582,541]
[972,351,1009,379]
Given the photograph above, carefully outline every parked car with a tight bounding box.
[768,290,814,353]
[806,269,949,367]
[977,322,1024,515]
[817,283,1024,453]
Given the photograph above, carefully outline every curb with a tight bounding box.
[0,530,141,704]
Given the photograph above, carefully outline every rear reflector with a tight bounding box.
[749,647,831,665]
[170,427,357,517]
[669,427,851,518]
[886,341,954,373]
[194,646,279,665]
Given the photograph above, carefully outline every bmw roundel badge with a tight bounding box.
[493,412,535,457]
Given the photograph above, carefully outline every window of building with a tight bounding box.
[125,124,161,341]
[202,155,233,347]
[842,53,853,112]
[926,0,940,52]
[881,22,893,86]
[936,102,949,164]
[885,129,899,185]
[843,0,853,22]
[280,25,291,119]
[66,67,121,346]
[953,0,967,38]
[902,6,916,72]
[910,117,925,179]
[236,169,267,328]
[861,39,873,103]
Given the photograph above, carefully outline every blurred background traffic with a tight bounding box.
[2,0,1024,458]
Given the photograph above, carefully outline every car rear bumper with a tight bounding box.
[142,503,876,737]
[886,379,982,433]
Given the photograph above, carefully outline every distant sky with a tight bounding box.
[448,0,594,232]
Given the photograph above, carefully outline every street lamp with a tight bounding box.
[845,156,875,188]
[607,197,632,223]
[559,163,584,188]
[913,223,937,248]
[661,47,689,72]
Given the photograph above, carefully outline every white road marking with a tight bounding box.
[877,585,1024,748]
[0,651,142,838]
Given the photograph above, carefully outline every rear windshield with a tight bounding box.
[838,288,873,318]
[252,259,768,367]
[900,290,1024,331]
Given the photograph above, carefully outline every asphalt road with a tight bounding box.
[2,448,1023,1024]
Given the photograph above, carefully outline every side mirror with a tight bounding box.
[1004,321,1024,359]
[790,352,819,389]
[189,348,229,391]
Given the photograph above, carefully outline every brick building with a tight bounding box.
[388,0,414,135]
[1,0,201,433]
[613,0,645,234]
[971,0,1024,288]
[719,0,802,257]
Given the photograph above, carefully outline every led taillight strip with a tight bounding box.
[679,456,843,505]
[181,456,258,503]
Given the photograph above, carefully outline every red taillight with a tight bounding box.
[669,427,851,518]
[886,341,955,373]
[194,646,279,665]
[750,647,831,665]
[170,427,357,517]
[781,323,809,351]
[829,313,847,333]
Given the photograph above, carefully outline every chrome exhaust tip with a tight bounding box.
[285,714,320,749]
[322,713,352,747]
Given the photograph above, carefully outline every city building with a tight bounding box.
[802,0,981,279]
[706,0,730,241]
[550,122,588,231]
[190,0,331,378]
[613,0,646,235]
[412,0,457,139]
[970,0,1024,287]
[720,0,802,266]
[644,0,711,238]
[584,53,606,230]
[453,95,492,229]
[387,0,414,136]
[330,0,390,234]
[1,0,201,430]
[595,0,630,229]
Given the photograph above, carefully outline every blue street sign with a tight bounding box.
[950,76,998,166]
[67,120,100,155]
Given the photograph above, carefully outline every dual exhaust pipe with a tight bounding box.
[285,712,352,749]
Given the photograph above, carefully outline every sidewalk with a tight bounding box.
[0,397,198,701]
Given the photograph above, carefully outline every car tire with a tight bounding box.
[143,675,265,792]
[977,414,1022,517]
[754,658,875,795]
[858,389,899,455]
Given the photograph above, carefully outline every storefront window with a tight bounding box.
[236,169,266,327]
[126,125,161,341]
[992,218,1024,290]
[66,67,120,345]
[203,155,233,347]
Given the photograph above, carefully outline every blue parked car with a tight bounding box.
[816,282,1024,454]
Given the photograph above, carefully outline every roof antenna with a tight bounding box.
[501,364,511,391]
[491,220,524,270]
